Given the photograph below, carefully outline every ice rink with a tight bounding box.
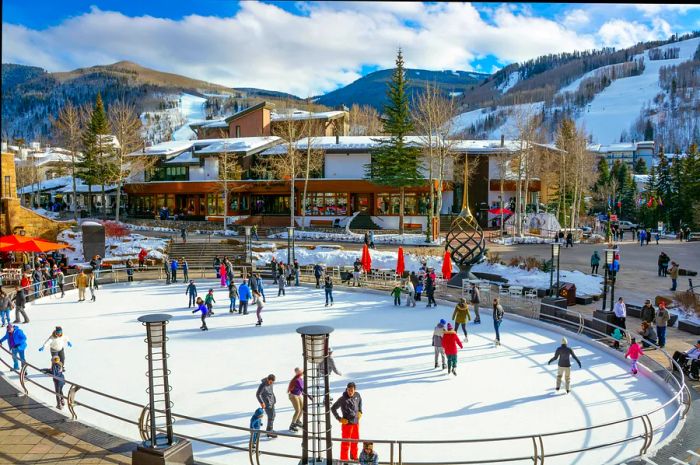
[2,279,682,465]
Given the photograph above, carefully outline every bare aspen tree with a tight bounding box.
[213,129,242,232]
[511,105,542,237]
[349,104,383,136]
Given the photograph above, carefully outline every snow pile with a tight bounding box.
[193,229,239,236]
[57,229,169,263]
[269,230,443,246]
[473,262,603,295]
[668,307,700,326]
[493,236,554,245]
[125,224,178,233]
[32,208,60,219]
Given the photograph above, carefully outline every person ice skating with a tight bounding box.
[405,280,416,307]
[613,297,626,333]
[640,321,658,348]
[0,291,11,326]
[250,408,264,449]
[469,283,481,323]
[314,264,324,288]
[138,248,147,269]
[40,326,72,367]
[359,442,379,465]
[249,273,259,303]
[658,252,670,277]
[425,274,436,307]
[219,263,227,287]
[590,251,600,274]
[182,258,189,282]
[12,285,29,324]
[625,338,644,375]
[331,382,363,462]
[432,319,447,369]
[270,257,278,284]
[228,283,238,312]
[55,268,66,297]
[319,347,342,378]
[192,297,208,331]
[493,298,504,346]
[415,278,423,301]
[441,323,463,375]
[213,255,221,278]
[391,284,402,306]
[254,291,264,326]
[548,337,582,393]
[324,275,334,307]
[170,257,178,283]
[656,301,670,348]
[672,340,700,380]
[239,279,251,315]
[1,323,27,370]
[352,259,362,287]
[452,298,471,342]
[277,273,286,296]
[293,259,300,286]
[41,355,65,409]
[611,327,623,349]
[186,280,198,308]
[88,271,97,302]
[204,289,216,316]
[90,255,101,289]
[669,261,679,291]
[287,368,305,432]
[255,274,266,302]
[256,374,277,438]
[76,269,88,302]
[640,299,655,324]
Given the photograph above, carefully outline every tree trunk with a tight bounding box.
[87,186,92,216]
[71,152,78,222]
[301,148,311,231]
[115,182,122,222]
[399,186,405,234]
[101,184,106,218]
[427,145,435,242]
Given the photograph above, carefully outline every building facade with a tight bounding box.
[587,141,655,168]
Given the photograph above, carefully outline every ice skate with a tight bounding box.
[452,368,457,376]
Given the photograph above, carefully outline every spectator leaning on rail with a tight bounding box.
[547,337,582,394]
[331,382,363,463]
[0,323,27,370]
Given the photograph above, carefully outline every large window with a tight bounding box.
[376,193,428,216]
[206,193,225,216]
[304,193,348,216]
[146,165,188,181]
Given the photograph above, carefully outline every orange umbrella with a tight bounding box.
[396,247,405,276]
[442,249,453,281]
[361,244,372,272]
[0,237,68,253]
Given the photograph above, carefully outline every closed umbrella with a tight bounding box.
[361,244,372,272]
[396,247,405,276]
[442,249,453,281]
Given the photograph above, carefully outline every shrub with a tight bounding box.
[486,251,501,265]
[673,291,700,318]
[100,220,129,238]
[508,256,523,268]
[524,256,541,271]
[539,258,554,272]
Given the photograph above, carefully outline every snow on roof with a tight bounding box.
[16,176,73,194]
[587,141,654,153]
[163,150,199,165]
[138,140,194,156]
[193,137,282,155]
[57,179,117,193]
[270,110,345,122]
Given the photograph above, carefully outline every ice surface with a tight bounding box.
[6,281,679,465]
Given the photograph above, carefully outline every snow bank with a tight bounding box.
[57,229,168,263]
[269,230,442,246]
[32,208,60,219]
[493,236,554,245]
[473,262,603,295]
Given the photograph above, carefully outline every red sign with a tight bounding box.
[610,214,618,221]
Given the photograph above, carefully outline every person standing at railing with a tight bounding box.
[39,326,72,368]
[32,267,42,299]
[12,285,29,324]
[493,298,504,347]
[138,248,147,270]
[55,267,65,297]
[239,279,251,315]
[76,269,88,302]
[655,301,670,348]
[625,338,644,375]
[126,260,134,282]
[293,259,300,286]
[613,297,627,334]
[41,355,66,410]
[213,255,221,279]
[20,272,31,301]
[256,374,277,438]
[359,442,379,465]
[332,382,363,462]
[1,323,27,370]
[181,257,189,282]
[170,257,179,283]
[192,296,208,331]
[324,274,334,307]
[186,280,198,308]
[90,255,101,289]
[547,337,582,393]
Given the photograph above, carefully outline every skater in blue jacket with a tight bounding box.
[192,297,208,331]
[239,280,251,315]
[185,280,197,308]
[250,407,264,449]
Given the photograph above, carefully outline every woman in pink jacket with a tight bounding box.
[441,323,463,376]
[625,337,644,375]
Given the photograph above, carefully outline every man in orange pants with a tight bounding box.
[331,382,363,461]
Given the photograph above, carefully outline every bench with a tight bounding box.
[678,320,700,335]
[404,223,422,230]
[310,219,334,228]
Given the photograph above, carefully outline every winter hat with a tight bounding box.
[439,319,447,326]
[254,407,264,417]
[561,337,568,345]
[446,323,453,330]
[6,323,13,330]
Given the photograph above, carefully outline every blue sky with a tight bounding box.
[3,2,699,95]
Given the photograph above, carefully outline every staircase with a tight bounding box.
[234,215,295,236]
[349,211,382,231]
[440,214,455,232]
[168,241,245,269]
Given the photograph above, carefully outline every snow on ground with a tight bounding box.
[269,230,442,246]
[557,63,618,95]
[473,262,603,295]
[172,93,208,141]
[498,71,520,94]
[578,37,700,143]
[57,229,168,263]
[6,282,678,465]
[31,208,60,219]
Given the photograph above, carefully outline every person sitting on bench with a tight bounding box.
[673,340,700,381]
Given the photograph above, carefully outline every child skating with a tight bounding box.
[205,289,216,316]
[391,285,402,306]
[625,337,644,375]
[192,297,208,331]
[441,323,463,376]
[250,407,264,450]
[254,291,264,326]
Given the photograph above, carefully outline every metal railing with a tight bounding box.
[0,267,691,465]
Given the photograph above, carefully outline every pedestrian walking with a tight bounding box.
[656,301,670,348]
[228,283,238,312]
[254,291,264,326]
[185,280,198,308]
[170,257,178,283]
[547,337,582,393]
[287,368,305,432]
[239,280,251,315]
[256,374,277,438]
[41,355,66,409]
[565,232,573,248]
[646,229,651,245]
[493,298,504,346]
[391,284,402,306]
[314,263,324,288]
[359,442,379,465]
[432,319,447,369]
[654,231,660,244]
[625,338,644,375]
[451,298,471,342]
[469,283,481,323]
[613,297,627,333]
[0,323,27,370]
[192,297,208,330]
[277,274,286,296]
[331,382,363,462]
[39,326,72,368]
[590,251,600,275]
[669,261,679,291]
[204,289,216,316]
[12,285,28,323]
[323,275,334,307]
[441,323,463,375]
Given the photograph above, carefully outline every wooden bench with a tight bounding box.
[310,219,334,228]
[404,223,422,230]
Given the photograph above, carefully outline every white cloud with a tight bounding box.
[563,9,591,29]
[1,2,695,96]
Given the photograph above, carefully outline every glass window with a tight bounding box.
[206,193,225,216]
[375,193,428,215]
[303,193,348,216]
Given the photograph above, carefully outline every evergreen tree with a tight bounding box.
[633,157,648,174]
[366,50,423,233]
[643,119,654,141]
[80,93,115,216]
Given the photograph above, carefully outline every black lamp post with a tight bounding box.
[602,249,613,311]
[244,226,252,264]
[287,226,295,266]
[551,243,560,295]
[609,251,618,311]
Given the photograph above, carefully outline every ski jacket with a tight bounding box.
[256,379,276,407]
[186,283,197,296]
[391,287,402,298]
[548,345,581,368]
[0,295,12,310]
[229,285,238,298]
[625,343,644,360]
[1,327,27,351]
[138,249,147,261]
[250,409,264,430]
[359,450,379,465]
[239,283,251,301]
[655,308,670,327]
[452,303,471,324]
[331,391,362,424]
[192,303,207,316]
[256,277,264,291]
[278,278,285,290]
[591,253,600,266]
[14,291,25,307]
[170,260,178,271]
[669,265,679,279]
[314,265,323,277]
[319,356,341,376]
[76,274,88,288]
[441,330,463,356]
[204,294,216,305]
[493,304,504,321]
[640,305,655,323]
[432,325,445,347]
[42,334,71,352]
[324,278,333,290]
[287,375,304,396]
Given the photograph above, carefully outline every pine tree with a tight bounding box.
[643,120,654,141]
[633,157,648,174]
[80,93,115,216]
[366,49,423,233]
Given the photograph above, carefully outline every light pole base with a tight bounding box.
[132,439,194,465]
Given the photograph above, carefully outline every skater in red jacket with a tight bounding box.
[441,323,463,376]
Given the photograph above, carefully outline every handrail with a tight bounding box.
[0,266,690,465]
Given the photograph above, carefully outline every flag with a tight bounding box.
[657,196,663,207]
[647,196,654,207]
[617,200,622,208]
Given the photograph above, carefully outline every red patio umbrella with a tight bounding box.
[396,247,405,276]
[488,207,513,215]
[361,244,372,272]
[442,249,453,281]
[0,236,68,253]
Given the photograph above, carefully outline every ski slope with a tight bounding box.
[577,37,700,143]
[3,280,680,465]
[172,93,208,141]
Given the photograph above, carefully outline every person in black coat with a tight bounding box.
[547,337,582,393]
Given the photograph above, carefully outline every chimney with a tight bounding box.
[500,134,505,147]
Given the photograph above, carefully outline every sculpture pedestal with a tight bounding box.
[132,440,194,465]
[447,268,478,288]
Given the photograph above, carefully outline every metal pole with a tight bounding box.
[602,266,608,311]
[549,247,554,295]
[610,271,616,311]
[556,253,560,292]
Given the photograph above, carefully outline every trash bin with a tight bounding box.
[559,283,577,306]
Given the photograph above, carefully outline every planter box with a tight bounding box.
[575,295,593,305]
[678,320,700,335]
[592,309,618,336]
[626,305,642,319]
[679,269,698,276]
[537,288,549,298]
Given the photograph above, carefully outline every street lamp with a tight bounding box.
[243,226,252,264]
[609,249,618,311]
[287,226,295,266]
[602,249,613,311]
[551,243,560,295]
